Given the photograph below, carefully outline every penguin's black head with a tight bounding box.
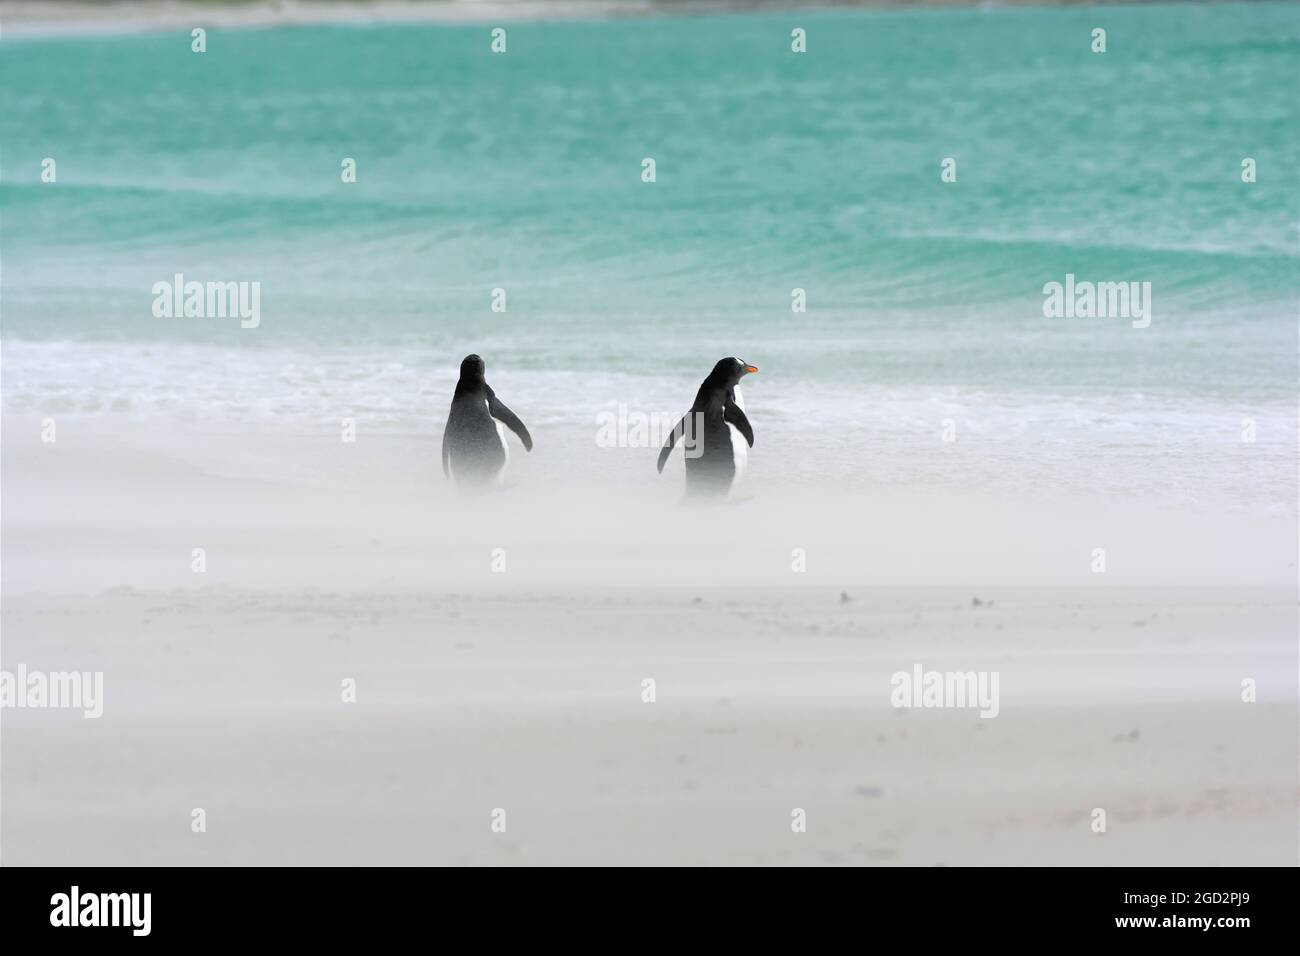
[460,354,486,381]
[711,357,758,386]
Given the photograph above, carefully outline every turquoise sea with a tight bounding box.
[2,4,1297,506]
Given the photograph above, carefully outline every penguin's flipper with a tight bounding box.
[487,394,533,451]
[724,400,754,447]
[441,427,452,479]
[657,414,689,474]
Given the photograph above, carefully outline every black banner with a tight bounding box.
[0,866,1287,942]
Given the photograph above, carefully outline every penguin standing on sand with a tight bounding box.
[442,354,533,491]
[657,357,757,499]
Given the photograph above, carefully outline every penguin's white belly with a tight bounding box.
[726,423,747,494]
[727,384,746,495]
[495,418,509,481]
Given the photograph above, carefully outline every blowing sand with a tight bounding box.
[1,419,1296,865]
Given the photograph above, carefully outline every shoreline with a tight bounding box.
[0,1,1187,39]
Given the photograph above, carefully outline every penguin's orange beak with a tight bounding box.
[744,365,759,374]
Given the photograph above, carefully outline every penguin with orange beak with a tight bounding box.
[656,357,757,499]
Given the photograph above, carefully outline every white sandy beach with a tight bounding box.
[2,419,1295,865]
[4,587,1295,865]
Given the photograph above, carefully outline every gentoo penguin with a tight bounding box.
[441,354,533,491]
[656,357,757,499]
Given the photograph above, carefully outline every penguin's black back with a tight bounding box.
[683,368,743,497]
[443,355,507,486]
